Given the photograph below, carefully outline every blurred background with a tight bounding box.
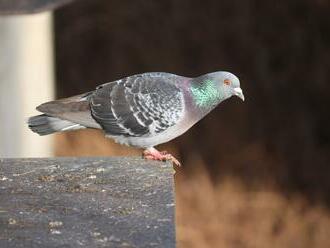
[1,0,330,247]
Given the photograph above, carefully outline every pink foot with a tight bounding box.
[143,148,181,166]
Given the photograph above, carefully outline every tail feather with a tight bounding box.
[27,114,85,136]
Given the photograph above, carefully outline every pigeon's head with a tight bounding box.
[209,71,244,101]
[191,71,244,109]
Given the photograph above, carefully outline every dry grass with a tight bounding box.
[176,165,330,248]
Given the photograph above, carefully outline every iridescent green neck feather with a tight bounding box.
[190,79,223,108]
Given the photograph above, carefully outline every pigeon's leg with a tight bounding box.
[143,147,181,166]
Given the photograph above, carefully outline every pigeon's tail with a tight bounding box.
[27,114,85,136]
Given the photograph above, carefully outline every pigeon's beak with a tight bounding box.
[234,87,245,101]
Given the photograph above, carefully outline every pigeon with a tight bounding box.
[28,71,244,166]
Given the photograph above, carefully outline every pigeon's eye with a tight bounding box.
[224,79,231,85]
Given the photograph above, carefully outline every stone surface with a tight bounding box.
[0,0,76,14]
[0,157,175,247]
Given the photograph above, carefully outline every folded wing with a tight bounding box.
[90,73,185,137]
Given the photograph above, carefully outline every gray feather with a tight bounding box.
[28,114,85,136]
[34,92,101,129]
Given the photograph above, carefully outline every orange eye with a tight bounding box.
[224,79,231,85]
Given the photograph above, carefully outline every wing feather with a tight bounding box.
[90,73,184,137]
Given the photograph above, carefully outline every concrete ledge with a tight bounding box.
[0,157,175,248]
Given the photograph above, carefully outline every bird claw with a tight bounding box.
[164,154,181,167]
[143,149,181,166]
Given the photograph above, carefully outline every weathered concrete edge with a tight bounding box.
[0,156,176,248]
